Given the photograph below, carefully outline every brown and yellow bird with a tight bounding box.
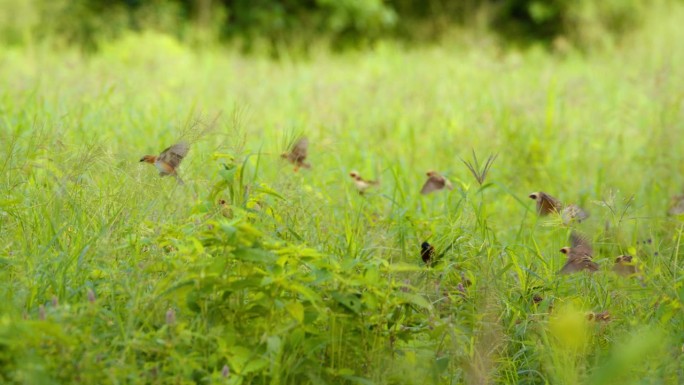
[528,191,588,224]
[281,137,310,171]
[559,231,599,274]
[420,171,453,195]
[140,142,189,185]
[612,255,640,277]
[349,171,379,195]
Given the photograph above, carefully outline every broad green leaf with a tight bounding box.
[285,301,304,323]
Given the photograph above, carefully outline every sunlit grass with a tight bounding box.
[1,4,683,384]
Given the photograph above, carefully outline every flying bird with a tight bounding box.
[349,171,379,195]
[420,171,453,195]
[139,142,189,185]
[281,137,310,171]
[559,231,598,274]
[528,191,588,224]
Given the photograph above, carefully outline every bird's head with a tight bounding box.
[528,192,540,200]
[349,171,360,179]
[140,155,156,163]
[426,170,437,177]
[559,247,571,254]
[421,241,431,250]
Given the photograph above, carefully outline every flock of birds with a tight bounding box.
[140,136,682,280]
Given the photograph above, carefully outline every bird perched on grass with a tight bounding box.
[528,191,588,224]
[612,255,640,277]
[586,310,611,322]
[559,231,598,274]
[420,171,453,194]
[139,142,189,185]
[421,241,436,265]
[281,137,310,171]
[420,241,455,267]
[349,171,379,195]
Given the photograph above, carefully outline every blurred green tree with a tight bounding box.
[2,0,650,50]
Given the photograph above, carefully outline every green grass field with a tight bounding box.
[1,4,684,384]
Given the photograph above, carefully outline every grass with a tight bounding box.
[1,4,684,385]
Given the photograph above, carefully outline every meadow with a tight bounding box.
[1,4,684,384]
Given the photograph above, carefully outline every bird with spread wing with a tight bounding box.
[559,231,599,274]
[281,137,311,171]
[140,142,190,185]
[528,191,589,224]
[420,171,453,195]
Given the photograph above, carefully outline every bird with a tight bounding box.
[421,241,435,265]
[349,171,379,195]
[139,142,189,185]
[528,191,588,224]
[559,231,599,274]
[612,255,639,277]
[281,137,310,171]
[420,240,456,266]
[587,310,611,322]
[420,171,453,194]
[667,195,684,215]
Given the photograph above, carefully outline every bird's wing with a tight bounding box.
[560,256,597,274]
[562,205,589,223]
[290,137,308,160]
[158,142,190,168]
[570,231,593,257]
[583,258,599,272]
[559,257,580,274]
[538,192,561,215]
[420,176,444,194]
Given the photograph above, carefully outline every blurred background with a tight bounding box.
[0,0,657,54]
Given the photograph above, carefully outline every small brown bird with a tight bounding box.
[587,310,611,322]
[281,137,310,171]
[529,191,561,215]
[349,171,379,195]
[420,171,453,194]
[528,191,588,224]
[613,255,640,277]
[559,232,599,274]
[421,241,435,265]
[140,142,189,185]
[667,195,684,215]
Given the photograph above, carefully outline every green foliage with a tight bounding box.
[491,0,648,47]
[0,0,659,51]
